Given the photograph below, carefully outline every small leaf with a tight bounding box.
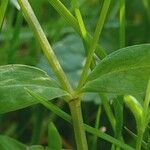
[48,122,62,150]
[0,64,69,114]
[83,44,150,95]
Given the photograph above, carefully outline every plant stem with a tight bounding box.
[27,89,135,150]
[71,0,97,69]
[77,0,111,89]
[71,0,86,39]
[119,0,126,48]
[69,98,88,150]
[100,94,116,131]
[92,105,101,150]
[18,0,72,94]
[48,0,107,59]
[136,129,144,150]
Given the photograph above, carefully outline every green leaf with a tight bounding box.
[0,0,9,30]
[48,122,62,150]
[0,135,26,150]
[0,135,45,150]
[83,44,150,95]
[0,64,69,114]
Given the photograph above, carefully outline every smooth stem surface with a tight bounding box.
[69,99,88,150]
[100,94,116,131]
[92,105,101,150]
[143,79,150,125]
[18,0,72,94]
[71,0,96,69]
[136,79,150,149]
[77,0,111,89]
[136,129,144,150]
[119,0,126,48]
[71,0,87,39]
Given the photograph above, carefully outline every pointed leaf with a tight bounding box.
[83,44,150,95]
[0,0,9,30]
[0,64,69,114]
[48,122,62,150]
[0,135,45,150]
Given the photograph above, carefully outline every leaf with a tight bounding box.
[48,122,62,150]
[0,0,9,30]
[83,44,150,95]
[0,135,26,150]
[0,64,69,114]
[0,135,46,150]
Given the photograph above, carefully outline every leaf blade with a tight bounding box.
[83,44,150,95]
[48,122,62,150]
[0,64,69,114]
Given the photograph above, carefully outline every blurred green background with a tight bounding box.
[0,0,149,149]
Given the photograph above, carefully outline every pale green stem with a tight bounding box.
[48,0,107,59]
[119,0,126,48]
[91,105,101,150]
[18,0,72,93]
[136,129,144,150]
[77,0,111,89]
[136,79,150,149]
[100,94,116,131]
[71,0,87,39]
[71,0,96,69]
[69,99,88,150]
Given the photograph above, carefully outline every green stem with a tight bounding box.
[69,99,88,150]
[77,0,111,90]
[71,0,96,69]
[18,0,72,94]
[136,79,150,149]
[100,94,116,131]
[136,129,144,150]
[48,0,107,60]
[119,0,126,48]
[71,0,86,39]
[92,105,101,150]
[142,0,150,21]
